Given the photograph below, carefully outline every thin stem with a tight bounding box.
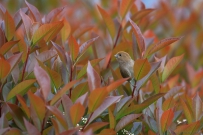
[131,85,136,98]
[68,66,73,98]
[21,47,30,82]
[41,115,46,134]
[106,24,122,68]
[82,112,93,131]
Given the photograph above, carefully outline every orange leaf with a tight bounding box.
[70,103,85,126]
[162,97,175,111]
[0,40,19,55]
[68,35,79,61]
[4,10,15,41]
[120,0,134,19]
[61,18,71,42]
[99,129,116,135]
[106,78,129,92]
[131,9,154,21]
[88,88,108,112]
[97,5,116,39]
[147,37,181,56]
[180,99,193,123]
[161,109,174,132]
[130,20,145,54]
[162,54,184,82]
[0,57,10,79]
[84,122,109,132]
[175,121,200,135]
[16,95,30,118]
[134,59,151,80]
[27,91,46,122]
[50,80,78,105]
[32,21,63,45]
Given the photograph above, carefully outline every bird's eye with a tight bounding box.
[119,53,121,56]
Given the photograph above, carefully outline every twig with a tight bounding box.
[131,85,136,98]
[21,47,30,82]
[106,25,122,68]
[82,112,93,131]
[68,66,73,98]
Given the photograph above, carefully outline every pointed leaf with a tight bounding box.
[162,97,175,111]
[161,109,174,132]
[117,93,164,119]
[28,91,46,122]
[162,54,184,82]
[34,65,51,101]
[0,57,10,79]
[50,80,78,105]
[120,0,134,19]
[97,5,116,39]
[84,122,109,132]
[72,82,88,102]
[25,0,41,22]
[32,21,63,45]
[20,10,32,40]
[107,78,129,92]
[46,7,65,23]
[99,129,116,135]
[109,109,115,129]
[88,88,108,112]
[129,20,145,54]
[7,79,36,100]
[70,103,85,126]
[87,96,123,126]
[181,99,193,123]
[193,93,203,121]
[7,53,22,72]
[148,37,181,56]
[68,35,79,61]
[87,61,101,92]
[77,58,103,79]
[7,103,26,130]
[134,59,151,80]
[0,40,19,55]
[115,114,142,132]
[131,9,154,21]
[4,10,15,41]
[24,118,40,135]
[16,95,30,118]
[47,106,68,129]
[175,121,200,135]
[136,62,161,91]
[61,18,71,42]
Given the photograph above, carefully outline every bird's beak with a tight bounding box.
[114,54,118,58]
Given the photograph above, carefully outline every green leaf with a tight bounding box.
[97,5,116,39]
[7,79,36,101]
[134,59,151,80]
[181,99,193,123]
[162,54,184,82]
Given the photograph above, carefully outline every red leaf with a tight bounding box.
[20,10,32,40]
[129,19,145,55]
[161,109,174,132]
[120,0,134,19]
[115,114,142,132]
[68,35,79,61]
[24,118,40,135]
[0,40,19,55]
[34,65,51,101]
[0,57,10,79]
[87,61,101,92]
[25,0,41,22]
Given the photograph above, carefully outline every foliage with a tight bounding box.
[0,0,203,135]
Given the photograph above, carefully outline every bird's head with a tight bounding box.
[114,51,132,63]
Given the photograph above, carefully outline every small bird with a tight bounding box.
[114,51,135,83]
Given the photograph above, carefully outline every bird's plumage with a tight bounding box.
[114,51,135,80]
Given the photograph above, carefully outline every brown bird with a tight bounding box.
[114,51,135,82]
